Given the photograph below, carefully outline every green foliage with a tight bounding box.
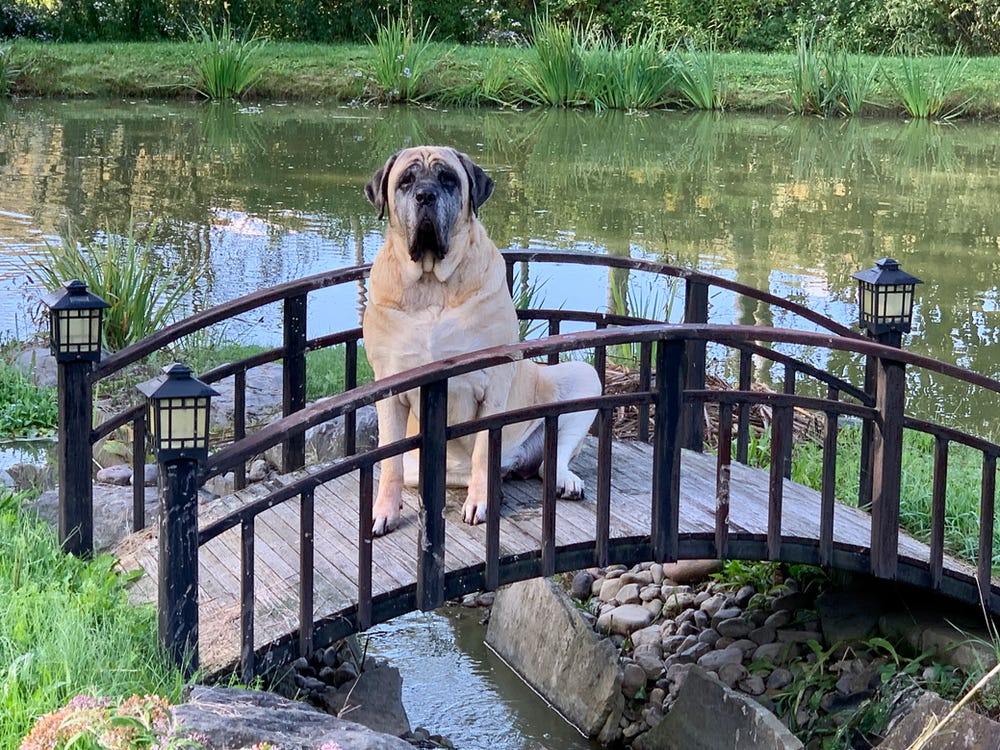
[0,44,18,96]
[0,363,57,437]
[669,39,724,111]
[586,31,675,111]
[887,48,970,119]
[0,496,189,747]
[189,16,268,100]
[516,15,587,107]
[30,217,203,352]
[305,344,374,401]
[366,10,442,102]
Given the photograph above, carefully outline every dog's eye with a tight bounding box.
[397,173,414,189]
[438,170,458,188]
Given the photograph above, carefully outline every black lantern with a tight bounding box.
[852,258,922,337]
[41,279,110,362]
[137,363,218,463]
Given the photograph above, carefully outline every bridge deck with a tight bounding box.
[113,437,967,673]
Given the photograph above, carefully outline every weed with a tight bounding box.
[669,38,724,111]
[306,344,374,401]
[367,10,441,102]
[511,264,548,341]
[29,217,203,352]
[189,16,268,100]
[0,44,21,97]
[0,362,57,437]
[586,31,674,112]
[888,49,970,119]
[518,15,587,107]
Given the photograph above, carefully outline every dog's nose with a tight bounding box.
[415,186,437,206]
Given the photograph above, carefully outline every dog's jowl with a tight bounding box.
[362,146,602,536]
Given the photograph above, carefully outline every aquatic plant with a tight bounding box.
[367,10,440,102]
[585,31,674,111]
[517,15,587,107]
[189,16,268,100]
[888,49,970,119]
[669,38,724,111]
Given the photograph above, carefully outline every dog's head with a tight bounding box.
[365,146,494,264]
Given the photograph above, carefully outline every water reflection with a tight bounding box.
[1,102,998,433]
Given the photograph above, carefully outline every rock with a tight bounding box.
[6,461,55,492]
[30,483,160,552]
[716,617,753,639]
[319,666,410,737]
[617,583,642,604]
[172,685,413,749]
[631,625,662,650]
[633,666,803,750]
[661,559,724,584]
[96,464,133,485]
[571,570,595,599]
[14,347,57,387]
[766,668,794,691]
[599,577,624,602]
[597,604,655,636]
[486,577,624,743]
[137,463,159,486]
[661,591,696,618]
[753,642,796,667]
[204,471,236,497]
[248,458,270,482]
[622,662,648,698]
[717,662,748,688]
[738,675,766,696]
[266,404,379,468]
[699,593,731,617]
[771,591,809,612]
[696,645,743,671]
[880,689,1000,749]
[814,589,884,646]
[764,610,794,629]
[633,643,665,679]
[734,585,757,608]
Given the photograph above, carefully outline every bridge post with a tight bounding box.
[56,359,95,556]
[683,278,708,452]
[417,380,448,611]
[870,349,905,580]
[652,338,686,562]
[282,293,308,473]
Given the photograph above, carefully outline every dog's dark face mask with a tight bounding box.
[365,147,495,266]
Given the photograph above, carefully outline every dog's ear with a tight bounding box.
[454,150,495,216]
[365,152,399,220]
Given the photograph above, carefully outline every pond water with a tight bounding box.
[2,101,999,435]
[1,100,1000,746]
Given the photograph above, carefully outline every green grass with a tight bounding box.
[0,363,56,437]
[587,31,675,111]
[366,11,443,102]
[188,16,268,100]
[0,489,189,748]
[517,15,587,107]
[888,49,971,119]
[5,41,1000,118]
[670,39,725,111]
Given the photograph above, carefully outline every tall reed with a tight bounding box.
[889,49,970,119]
[669,39,724,111]
[31,217,202,351]
[189,16,268,100]
[367,11,440,102]
[586,32,674,111]
[518,15,587,107]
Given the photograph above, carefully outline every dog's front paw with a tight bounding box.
[462,496,488,525]
[556,470,586,501]
[372,498,402,537]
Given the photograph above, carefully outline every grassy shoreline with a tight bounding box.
[3,41,1000,119]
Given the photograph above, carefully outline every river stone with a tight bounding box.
[622,662,648,698]
[661,559,724,584]
[598,604,655,636]
[699,593,730,617]
[14,347,58,387]
[95,464,132,485]
[696,645,743,671]
[617,582,642,604]
[633,643,665,679]
[715,617,753,639]
[172,685,414,750]
[486,577,624,743]
[631,625,662,650]
[633,666,803,750]
[30,483,160,552]
[319,666,410,737]
[661,590,696,617]
[571,570,595,599]
[880,689,1000,749]
[599,576,624,602]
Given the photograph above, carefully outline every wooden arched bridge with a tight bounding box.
[54,251,1000,680]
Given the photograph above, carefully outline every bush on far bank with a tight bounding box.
[2,0,999,55]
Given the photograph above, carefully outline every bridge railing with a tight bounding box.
[158,324,999,679]
[67,251,865,551]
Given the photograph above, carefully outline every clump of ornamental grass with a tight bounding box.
[888,49,970,119]
[585,31,674,111]
[366,10,441,102]
[517,15,588,107]
[28,216,202,351]
[189,16,268,100]
[669,38,724,110]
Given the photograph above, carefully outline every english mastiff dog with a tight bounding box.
[362,146,602,536]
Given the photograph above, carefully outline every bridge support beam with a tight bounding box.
[870,353,905,580]
[652,339,686,562]
[683,278,708,452]
[417,381,448,611]
[56,358,95,556]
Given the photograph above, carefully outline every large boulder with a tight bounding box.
[634,666,803,750]
[879,689,1000,749]
[172,686,414,750]
[29,483,160,552]
[318,665,411,737]
[485,577,624,744]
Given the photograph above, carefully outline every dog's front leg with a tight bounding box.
[462,429,491,525]
[372,395,409,536]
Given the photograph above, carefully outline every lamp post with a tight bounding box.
[852,258,921,580]
[138,363,218,676]
[41,279,110,556]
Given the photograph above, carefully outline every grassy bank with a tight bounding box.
[3,40,1000,118]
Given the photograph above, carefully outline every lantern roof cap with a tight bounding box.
[852,258,923,287]
[41,279,111,312]
[137,362,219,400]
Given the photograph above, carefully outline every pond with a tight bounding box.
[2,101,999,436]
[2,101,1000,746]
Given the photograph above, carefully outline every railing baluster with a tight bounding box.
[596,407,612,568]
[299,489,314,657]
[736,347,751,464]
[781,365,797,479]
[547,320,560,365]
[819,386,839,567]
[344,339,358,457]
[234,368,247,490]
[871,355,906,579]
[594,321,607,392]
[978,453,997,606]
[683,278,709,452]
[358,465,374,629]
[542,415,559,576]
[486,429,503,591]
[240,518,255,682]
[638,341,652,443]
[282,293,308,473]
[652,339,686,562]
[417,381,448,611]
[715,401,732,559]
[132,411,145,532]
[859,354,877,510]
[929,436,949,590]
[768,404,791,561]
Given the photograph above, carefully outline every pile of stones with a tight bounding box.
[566,561,892,746]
